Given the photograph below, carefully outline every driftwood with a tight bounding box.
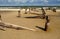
[0,21,36,31]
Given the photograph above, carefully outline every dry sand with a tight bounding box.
[0,10,60,39]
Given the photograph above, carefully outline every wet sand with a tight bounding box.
[0,10,60,39]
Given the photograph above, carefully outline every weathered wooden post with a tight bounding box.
[0,14,2,21]
[17,10,21,17]
[41,8,46,19]
[25,8,27,14]
[29,8,31,13]
[41,8,46,14]
[44,16,49,31]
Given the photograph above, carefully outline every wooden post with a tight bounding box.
[25,8,27,14]
[41,8,46,15]
[41,8,46,19]
[0,14,2,21]
[29,8,30,13]
[17,10,21,17]
[44,16,49,31]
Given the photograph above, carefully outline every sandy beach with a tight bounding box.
[0,9,60,39]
